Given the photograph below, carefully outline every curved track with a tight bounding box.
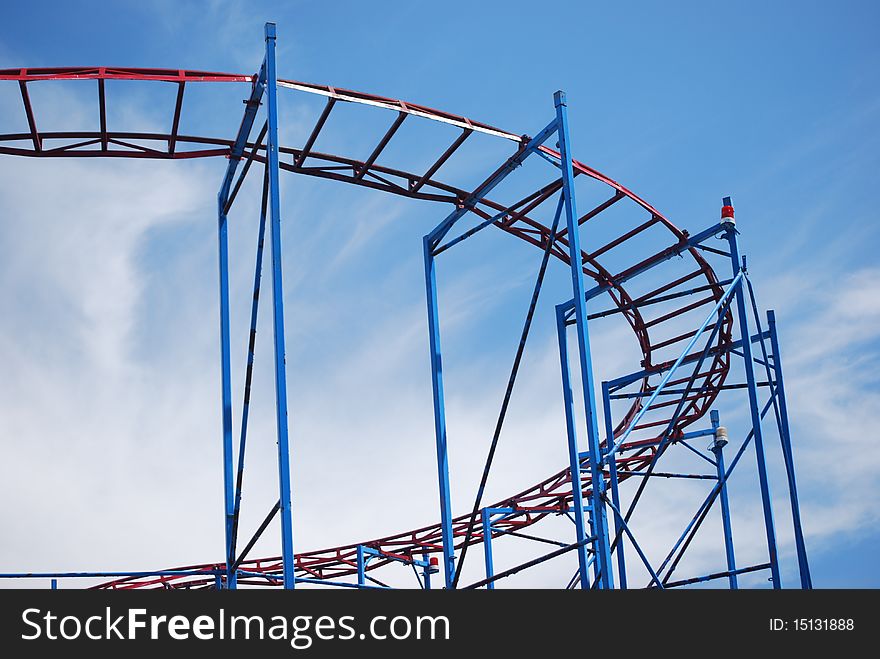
[0,67,733,588]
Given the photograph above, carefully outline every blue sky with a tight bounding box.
[0,1,877,588]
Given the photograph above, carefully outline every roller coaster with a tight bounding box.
[0,23,812,589]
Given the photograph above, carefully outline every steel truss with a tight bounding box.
[0,23,811,590]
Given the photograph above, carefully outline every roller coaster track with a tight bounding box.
[0,67,734,588]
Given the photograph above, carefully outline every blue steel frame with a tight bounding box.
[554,91,614,590]
[423,90,623,589]
[721,207,780,588]
[0,27,814,591]
[423,108,563,588]
[355,546,435,590]
[480,506,578,589]
[215,22,295,590]
[576,202,811,590]
[215,50,266,589]
[767,310,812,588]
[421,86,812,589]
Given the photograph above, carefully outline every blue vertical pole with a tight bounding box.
[481,508,495,589]
[264,22,296,590]
[767,309,812,589]
[50,579,57,590]
[422,552,433,590]
[217,187,236,589]
[555,91,613,589]
[423,236,456,588]
[556,305,591,590]
[602,382,627,589]
[721,197,780,588]
[356,545,366,587]
[709,410,738,588]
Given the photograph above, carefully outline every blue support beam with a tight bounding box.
[217,164,235,589]
[423,235,456,588]
[679,427,721,441]
[356,545,366,587]
[709,410,738,588]
[767,310,812,588]
[218,66,268,197]
[450,193,564,588]
[607,329,770,392]
[354,546,432,589]
[603,271,744,464]
[658,563,771,589]
[602,382,627,588]
[556,305,592,589]
[215,25,269,591]
[721,198,780,588]
[557,222,726,315]
[653,391,779,584]
[482,508,496,589]
[212,21,295,592]
[603,496,663,588]
[264,22,296,590]
[237,572,389,589]
[426,117,559,248]
[421,103,564,589]
[554,90,613,589]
